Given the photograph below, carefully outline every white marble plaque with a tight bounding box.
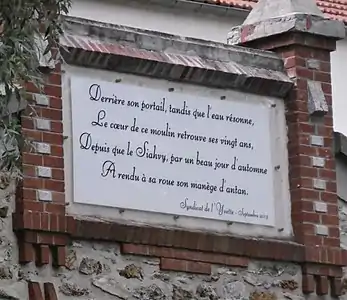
[70,76,276,226]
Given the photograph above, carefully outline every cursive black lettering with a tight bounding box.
[136,140,148,157]
[79,132,92,150]
[92,110,108,127]
[101,160,117,178]
[89,84,101,101]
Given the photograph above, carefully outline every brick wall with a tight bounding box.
[13,59,69,267]
[10,13,347,299]
[244,34,341,251]
[232,26,346,295]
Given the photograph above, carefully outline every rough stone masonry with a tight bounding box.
[1,0,346,299]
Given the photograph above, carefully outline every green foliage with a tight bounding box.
[0,0,71,188]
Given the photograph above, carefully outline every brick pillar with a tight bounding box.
[13,50,68,267]
[228,0,346,296]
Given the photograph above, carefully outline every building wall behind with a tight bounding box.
[68,0,243,42]
[68,0,347,137]
[332,40,347,136]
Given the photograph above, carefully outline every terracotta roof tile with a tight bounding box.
[200,0,347,23]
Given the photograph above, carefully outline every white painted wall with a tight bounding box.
[332,40,347,136]
[68,0,243,42]
[337,158,347,201]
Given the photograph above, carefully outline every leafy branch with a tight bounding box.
[0,0,71,188]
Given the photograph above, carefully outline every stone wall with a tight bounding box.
[0,185,304,300]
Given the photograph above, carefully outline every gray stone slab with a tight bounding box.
[61,16,294,98]
[228,14,345,45]
[243,0,324,25]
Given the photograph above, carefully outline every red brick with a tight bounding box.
[121,244,249,267]
[290,178,313,190]
[44,282,58,300]
[22,188,37,200]
[292,212,320,223]
[291,166,317,178]
[321,214,339,226]
[342,249,347,264]
[44,179,64,192]
[45,203,65,215]
[302,274,315,294]
[288,155,311,167]
[22,128,42,141]
[295,67,314,79]
[32,211,41,230]
[23,231,39,243]
[50,145,64,157]
[323,237,340,247]
[324,116,333,127]
[53,246,66,267]
[46,72,62,86]
[291,200,314,213]
[319,248,329,264]
[326,181,337,193]
[321,192,337,203]
[45,85,62,98]
[42,132,63,145]
[284,56,296,68]
[160,258,211,275]
[53,234,69,245]
[321,83,332,94]
[316,275,329,295]
[324,204,338,216]
[325,95,332,105]
[320,62,331,73]
[19,242,35,264]
[43,156,64,168]
[37,245,50,265]
[51,121,63,133]
[316,125,333,136]
[40,108,62,120]
[22,153,43,165]
[17,201,44,213]
[317,148,332,158]
[324,137,334,148]
[25,82,40,94]
[295,79,308,90]
[23,211,34,229]
[333,248,343,265]
[23,165,36,177]
[37,232,54,244]
[28,281,44,300]
[301,235,323,246]
[66,216,76,235]
[52,169,64,180]
[50,214,59,231]
[52,192,65,203]
[328,226,340,238]
[21,117,35,129]
[53,62,61,73]
[331,277,343,297]
[314,71,331,83]
[319,169,335,180]
[49,97,62,109]
[41,213,50,231]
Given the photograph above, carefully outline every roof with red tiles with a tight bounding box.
[202,0,347,23]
